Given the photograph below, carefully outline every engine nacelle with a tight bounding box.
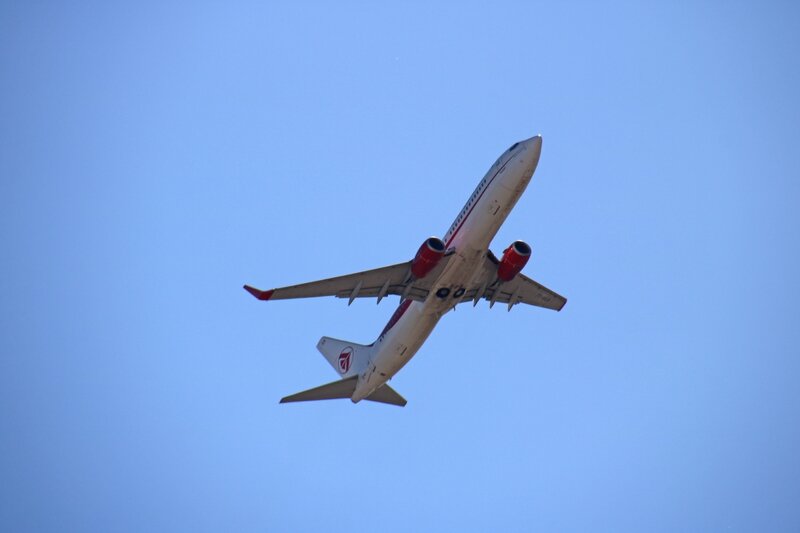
[497,240,532,281]
[410,237,446,278]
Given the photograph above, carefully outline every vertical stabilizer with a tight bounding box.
[317,337,372,379]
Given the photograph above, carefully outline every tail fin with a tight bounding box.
[317,336,372,378]
[279,376,407,407]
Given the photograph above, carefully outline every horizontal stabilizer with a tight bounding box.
[279,376,407,407]
[365,384,407,407]
[280,376,358,404]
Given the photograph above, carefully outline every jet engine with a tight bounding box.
[497,240,531,281]
[410,237,446,278]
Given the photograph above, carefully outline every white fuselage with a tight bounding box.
[352,136,543,402]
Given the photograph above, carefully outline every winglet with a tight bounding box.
[243,284,274,301]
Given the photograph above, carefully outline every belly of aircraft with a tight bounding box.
[422,245,485,315]
[354,176,532,401]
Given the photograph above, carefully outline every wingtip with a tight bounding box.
[244,284,274,300]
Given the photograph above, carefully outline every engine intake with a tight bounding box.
[497,240,531,282]
[411,237,446,278]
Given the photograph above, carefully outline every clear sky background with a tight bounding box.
[2,2,799,532]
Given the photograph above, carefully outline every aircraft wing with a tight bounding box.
[463,252,567,311]
[481,273,567,311]
[244,255,455,304]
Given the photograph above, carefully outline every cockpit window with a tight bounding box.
[508,142,519,151]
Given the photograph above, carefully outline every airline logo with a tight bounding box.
[338,347,353,374]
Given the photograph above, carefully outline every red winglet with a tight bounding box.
[244,285,274,301]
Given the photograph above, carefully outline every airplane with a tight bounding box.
[244,134,566,407]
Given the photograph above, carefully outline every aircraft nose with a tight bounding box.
[524,134,542,154]
[520,134,542,173]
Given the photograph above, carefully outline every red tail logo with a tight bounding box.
[338,347,353,374]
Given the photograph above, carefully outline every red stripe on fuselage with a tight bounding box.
[380,298,412,337]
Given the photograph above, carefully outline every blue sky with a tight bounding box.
[2,2,799,532]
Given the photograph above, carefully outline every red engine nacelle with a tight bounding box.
[497,240,532,281]
[410,237,446,278]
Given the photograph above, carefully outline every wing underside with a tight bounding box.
[244,250,565,311]
[244,255,454,305]
[458,252,567,311]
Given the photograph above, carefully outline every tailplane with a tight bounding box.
[280,376,358,403]
[365,383,407,406]
[280,376,407,407]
